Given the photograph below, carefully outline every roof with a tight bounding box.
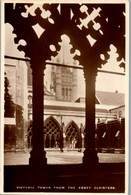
[75,91,125,107]
[75,97,100,104]
[96,91,125,106]
[43,99,115,113]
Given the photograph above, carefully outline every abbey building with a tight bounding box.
[4,54,125,153]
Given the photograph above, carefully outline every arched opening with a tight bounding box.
[65,121,81,149]
[44,116,62,148]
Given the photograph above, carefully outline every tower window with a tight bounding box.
[66,88,68,97]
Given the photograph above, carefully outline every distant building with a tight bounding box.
[27,75,125,152]
[4,55,125,152]
[4,58,28,150]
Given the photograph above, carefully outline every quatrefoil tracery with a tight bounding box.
[5,3,125,70]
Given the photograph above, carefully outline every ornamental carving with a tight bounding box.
[5,4,125,72]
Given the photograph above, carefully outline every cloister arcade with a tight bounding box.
[5,3,125,168]
[27,116,125,153]
[28,117,82,150]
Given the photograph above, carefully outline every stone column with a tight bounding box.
[78,126,82,151]
[62,122,66,149]
[60,121,64,152]
[121,118,125,149]
[29,61,47,167]
[83,68,98,168]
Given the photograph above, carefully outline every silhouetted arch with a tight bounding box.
[44,116,62,148]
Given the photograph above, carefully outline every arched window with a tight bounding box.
[66,88,68,97]
[62,87,64,98]
[44,116,61,148]
[65,121,81,148]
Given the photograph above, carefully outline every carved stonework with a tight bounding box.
[5,3,125,167]
[5,4,125,71]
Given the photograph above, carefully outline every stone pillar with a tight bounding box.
[78,126,82,151]
[83,68,98,168]
[29,61,47,167]
[105,120,110,150]
[107,120,113,151]
[60,122,64,152]
[121,118,125,149]
[62,122,66,149]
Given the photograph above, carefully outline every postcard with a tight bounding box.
[0,0,129,194]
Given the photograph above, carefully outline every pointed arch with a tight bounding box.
[65,120,79,132]
[65,120,81,148]
[44,116,61,128]
[44,116,62,148]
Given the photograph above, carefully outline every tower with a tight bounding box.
[51,59,77,102]
[71,61,77,101]
[56,66,62,100]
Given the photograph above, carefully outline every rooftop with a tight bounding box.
[96,91,125,106]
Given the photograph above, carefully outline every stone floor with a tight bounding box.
[4,150,125,165]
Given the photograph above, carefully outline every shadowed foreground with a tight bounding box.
[4,162,124,193]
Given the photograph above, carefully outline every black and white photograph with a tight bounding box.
[0,0,129,194]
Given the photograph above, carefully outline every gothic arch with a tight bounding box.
[44,116,62,148]
[65,120,81,148]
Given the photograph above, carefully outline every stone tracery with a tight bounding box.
[5,3,125,167]
[5,4,125,68]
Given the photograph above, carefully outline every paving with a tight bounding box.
[4,150,125,165]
